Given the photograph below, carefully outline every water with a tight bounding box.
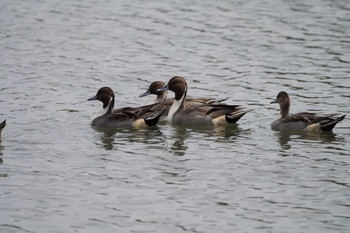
[1,0,350,232]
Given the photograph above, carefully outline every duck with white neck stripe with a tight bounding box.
[88,87,166,128]
[139,80,228,116]
[157,76,251,126]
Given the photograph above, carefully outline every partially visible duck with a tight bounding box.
[139,80,229,117]
[0,119,6,140]
[156,76,250,125]
[270,91,345,132]
[139,81,168,103]
[88,87,166,128]
[139,80,228,104]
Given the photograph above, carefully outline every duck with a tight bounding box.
[270,91,345,132]
[139,80,229,116]
[0,119,6,140]
[155,76,251,125]
[139,80,228,104]
[88,87,166,128]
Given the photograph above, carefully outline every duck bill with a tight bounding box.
[270,99,277,104]
[139,90,151,97]
[88,95,97,101]
[157,86,169,92]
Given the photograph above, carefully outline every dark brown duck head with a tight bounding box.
[271,91,290,118]
[139,81,167,102]
[88,87,115,114]
[157,76,187,101]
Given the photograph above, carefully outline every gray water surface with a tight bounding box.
[1,0,350,232]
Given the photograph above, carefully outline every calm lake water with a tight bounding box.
[1,0,350,232]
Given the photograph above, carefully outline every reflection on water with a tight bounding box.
[165,124,243,156]
[0,142,4,164]
[212,124,243,141]
[93,123,244,155]
[96,128,119,150]
[0,143,5,176]
[276,130,343,156]
[93,126,164,150]
[170,125,189,156]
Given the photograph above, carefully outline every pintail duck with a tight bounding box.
[156,76,250,125]
[88,87,166,128]
[271,91,345,132]
[0,119,5,140]
[139,80,229,116]
[139,81,228,104]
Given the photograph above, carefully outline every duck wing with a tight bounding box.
[112,107,140,121]
[286,112,345,131]
[204,104,242,118]
[186,97,228,105]
[112,103,167,126]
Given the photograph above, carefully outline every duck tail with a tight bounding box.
[320,114,345,131]
[144,108,166,127]
[225,108,252,124]
[0,119,6,129]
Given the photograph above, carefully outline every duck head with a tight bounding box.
[271,91,290,117]
[157,76,187,101]
[88,87,115,114]
[139,81,167,102]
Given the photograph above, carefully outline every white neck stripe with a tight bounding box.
[101,97,113,115]
[167,88,186,122]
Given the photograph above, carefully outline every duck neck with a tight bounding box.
[280,101,290,118]
[167,88,186,122]
[155,92,167,103]
[101,97,114,115]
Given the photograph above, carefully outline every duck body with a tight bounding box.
[271,91,345,132]
[88,87,165,128]
[271,112,345,132]
[169,102,248,125]
[156,76,250,126]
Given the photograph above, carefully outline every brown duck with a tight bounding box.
[271,91,345,132]
[156,76,250,125]
[88,87,166,128]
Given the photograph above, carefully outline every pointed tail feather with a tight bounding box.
[320,114,345,131]
[0,119,6,129]
[144,108,167,127]
[225,108,252,124]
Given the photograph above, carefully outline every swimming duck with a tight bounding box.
[0,119,6,140]
[88,87,166,128]
[139,80,228,104]
[139,80,229,116]
[271,91,345,132]
[156,76,250,125]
